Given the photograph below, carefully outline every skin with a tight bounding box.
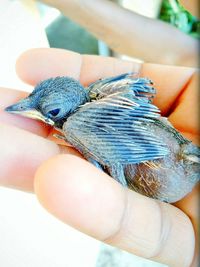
[38,0,198,67]
[0,48,199,267]
[179,0,199,18]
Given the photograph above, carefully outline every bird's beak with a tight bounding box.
[5,103,55,126]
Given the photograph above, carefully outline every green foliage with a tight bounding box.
[159,0,200,38]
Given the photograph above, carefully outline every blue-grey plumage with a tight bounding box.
[5,73,200,203]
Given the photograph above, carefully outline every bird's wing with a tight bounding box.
[87,73,156,103]
[63,90,169,166]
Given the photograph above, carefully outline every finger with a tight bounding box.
[0,87,49,137]
[35,154,195,267]
[16,48,194,115]
[168,72,199,137]
[179,0,199,18]
[16,48,139,86]
[174,184,199,267]
[140,63,195,115]
[0,123,79,191]
[175,184,199,239]
[16,48,83,84]
[79,54,140,86]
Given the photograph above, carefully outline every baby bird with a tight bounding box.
[5,73,199,203]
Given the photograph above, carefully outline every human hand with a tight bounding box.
[179,0,199,18]
[38,0,198,67]
[0,48,199,267]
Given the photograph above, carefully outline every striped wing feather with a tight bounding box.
[64,89,169,166]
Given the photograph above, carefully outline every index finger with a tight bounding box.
[16,48,195,115]
[179,0,199,18]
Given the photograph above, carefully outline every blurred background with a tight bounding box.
[0,0,198,266]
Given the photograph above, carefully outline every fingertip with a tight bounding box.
[16,48,82,85]
[16,49,38,85]
[34,154,126,239]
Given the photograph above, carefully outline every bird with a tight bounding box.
[5,73,199,203]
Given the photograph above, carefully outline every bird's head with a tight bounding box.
[5,76,89,128]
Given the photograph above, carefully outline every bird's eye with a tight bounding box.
[48,108,60,117]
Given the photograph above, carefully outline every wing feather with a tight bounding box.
[87,73,156,102]
[64,90,169,166]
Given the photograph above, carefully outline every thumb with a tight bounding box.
[34,154,195,267]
